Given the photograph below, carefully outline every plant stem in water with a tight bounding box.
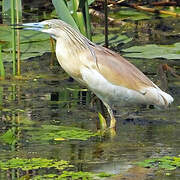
[11,0,16,76]
[16,0,21,76]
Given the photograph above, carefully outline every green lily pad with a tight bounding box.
[33,171,112,180]
[109,7,152,21]
[122,43,180,59]
[109,7,180,21]
[137,156,180,171]
[0,25,50,62]
[0,157,73,171]
[0,157,112,179]
[26,124,97,142]
[93,33,132,46]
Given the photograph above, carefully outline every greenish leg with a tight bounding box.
[103,102,116,129]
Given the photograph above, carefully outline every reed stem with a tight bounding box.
[104,0,108,48]
[16,0,21,76]
[84,0,92,40]
[11,0,16,76]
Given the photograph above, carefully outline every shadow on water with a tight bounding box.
[0,11,180,180]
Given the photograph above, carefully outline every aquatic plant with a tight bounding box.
[137,156,180,171]
[122,43,180,59]
[0,45,5,79]
[0,157,73,171]
[52,0,94,39]
[33,171,112,180]
[26,125,98,142]
[11,0,16,76]
[0,157,112,180]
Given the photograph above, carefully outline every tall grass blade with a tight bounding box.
[67,0,87,36]
[16,0,22,76]
[52,0,79,31]
[77,12,86,36]
[98,112,107,131]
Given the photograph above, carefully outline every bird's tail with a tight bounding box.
[143,85,174,108]
[156,89,174,107]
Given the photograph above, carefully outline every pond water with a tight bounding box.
[0,7,180,180]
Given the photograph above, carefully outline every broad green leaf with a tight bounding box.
[0,26,51,62]
[93,33,132,46]
[76,12,86,36]
[0,157,72,171]
[0,128,16,145]
[2,0,22,23]
[79,0,95,9]
[2,0,11,12]
[25,124,98,142]
[67,0,79,12]
[52,0,79,31]
[138,156,180,171]
[109,7,179,21]
[122,43,180,59]
[109,8,151,21]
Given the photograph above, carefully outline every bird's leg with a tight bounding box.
[103,102,116,129]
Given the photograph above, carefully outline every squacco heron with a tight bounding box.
[22,19,174,129]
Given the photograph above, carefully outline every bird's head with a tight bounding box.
[20,19,95,56]
[22,19,76,40]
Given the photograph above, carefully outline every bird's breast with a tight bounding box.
[55,40,84,83]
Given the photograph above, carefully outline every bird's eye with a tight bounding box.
[44,24,50,29]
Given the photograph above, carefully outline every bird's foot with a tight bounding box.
[109,117,116,129]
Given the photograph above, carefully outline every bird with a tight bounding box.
[22,19,174,129]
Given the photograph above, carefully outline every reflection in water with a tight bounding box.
[0,61,179,179]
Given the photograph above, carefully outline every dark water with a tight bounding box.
[0,9,180,180]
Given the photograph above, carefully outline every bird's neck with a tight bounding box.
[56,37,84,59]
[55,38,85,82]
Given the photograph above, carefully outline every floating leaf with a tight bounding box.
[26,125,98,142]
[137,156,180,171]
[109,7,152,21]
[33,171,112,180]
[122,43,180,59]
[0,158,73,171]
[93,33,132,46]
[0,25,50,62]
[97,172,112,177]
